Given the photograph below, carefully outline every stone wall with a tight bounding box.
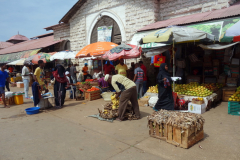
[159,0,237,20]
[51,0,239,72]
[53,23,70,41]
[68,0,159,52]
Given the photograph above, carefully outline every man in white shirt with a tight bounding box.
[22,63,30,99]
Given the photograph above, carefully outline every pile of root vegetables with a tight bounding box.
[147,110,205,130]
[99,94,139,120]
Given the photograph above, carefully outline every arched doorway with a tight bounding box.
[64,40,71,50]
[90,16,122,44]
[59,40,71,51]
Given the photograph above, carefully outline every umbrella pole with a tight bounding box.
[173,40,175,92]
[101,59,103,74]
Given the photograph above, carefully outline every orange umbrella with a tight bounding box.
[76,42,118,57]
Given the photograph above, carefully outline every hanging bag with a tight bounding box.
[153,55,166,67]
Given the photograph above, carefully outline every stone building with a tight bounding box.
[44,0,239,73]
[45,0,238,50]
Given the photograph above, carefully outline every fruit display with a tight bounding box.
[200,83,223,92]
[87,87,100,92]
[174,82,213,97]
[228,88,240,102]
[193,97,204,101]
[76,82,92,90]
[147,85,158,93]
[237,86,240,92]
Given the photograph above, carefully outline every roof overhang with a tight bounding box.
[59,0,87,23]
[138,2,240,32]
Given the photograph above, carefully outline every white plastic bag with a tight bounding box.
[77,73,83,82]
[5,92,14,98]
[148,97,158,108]
[93,72,97,79]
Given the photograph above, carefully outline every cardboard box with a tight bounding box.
[227,78,238,87]
[138,98,149,107]
[16,82,24,88]
[10,83,16,87]
[188,103,206,114]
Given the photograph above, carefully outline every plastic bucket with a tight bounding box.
[14,95,24,105]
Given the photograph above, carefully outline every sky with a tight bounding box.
[0,0,78,41]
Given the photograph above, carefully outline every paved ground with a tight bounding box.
[0,87,240,160]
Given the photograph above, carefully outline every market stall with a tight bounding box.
[0,92,25,106]
[137,24,240,114]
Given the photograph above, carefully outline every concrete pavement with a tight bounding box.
[0,87,239,160]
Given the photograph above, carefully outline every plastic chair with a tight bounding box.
[66,85,75,99]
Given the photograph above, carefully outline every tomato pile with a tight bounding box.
[87,87,100,92]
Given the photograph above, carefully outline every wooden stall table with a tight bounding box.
[222,87,237,102]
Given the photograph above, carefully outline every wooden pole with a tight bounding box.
[173,39,175,92]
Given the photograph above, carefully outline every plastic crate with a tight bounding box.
[228,101,240,116]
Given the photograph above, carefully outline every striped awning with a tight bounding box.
[0,49,40,63]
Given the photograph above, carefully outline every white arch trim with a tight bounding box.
[87,9,126,45]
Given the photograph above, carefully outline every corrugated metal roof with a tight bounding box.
[30,32,53,39]
[0,42,14,49]
[0,36,63,55]
[138,3,240,31]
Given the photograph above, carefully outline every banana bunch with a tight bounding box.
[111,94,119,110]
[147,85,158,93]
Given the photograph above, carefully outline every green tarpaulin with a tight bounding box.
[188,17,240,42]
[0,49,41,63]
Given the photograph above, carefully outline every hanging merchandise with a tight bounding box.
[153,55,166,67]
[176,59,186,68]
[188,53,199,62]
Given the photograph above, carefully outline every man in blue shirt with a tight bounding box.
[0,64,10,108]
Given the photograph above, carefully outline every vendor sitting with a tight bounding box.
[98,74,109,93]
[104,74,140,121]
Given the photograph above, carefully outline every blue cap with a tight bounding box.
[85,63,88,66]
